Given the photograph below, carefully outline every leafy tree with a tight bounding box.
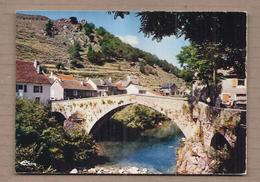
[177,42,226,103]
[68,41,81,60]
[139,61,146,74]
[69,17,78,24]
[83,23,95,36]
[15,98,96,172]
[45,20,54,37]
[87,47,103,65]
[111,12,246,79]
[96,27,107,36]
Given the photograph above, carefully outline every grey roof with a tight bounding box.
[91,78,115,87]
[160,83,177,89]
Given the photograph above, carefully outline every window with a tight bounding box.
[139,90,146,94]
[73,90,78,96]
[16,85,23,92]
[238,79,245,86]
[33,86,43,93]
[16,85,27,92]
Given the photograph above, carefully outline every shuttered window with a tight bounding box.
[232,79,237,87]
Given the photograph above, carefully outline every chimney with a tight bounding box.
[36,65,41,74]
[108,77,112,83]
[33,60,38,69]
[80,81,84,86]
[50,71,53,78]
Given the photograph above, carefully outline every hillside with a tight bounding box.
[16,13,187,89]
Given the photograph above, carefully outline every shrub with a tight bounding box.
[15,98,96,173]
[56,62,64,70]
[87,47,103,65]
[45,20,53,37]
[69,17,78,24]
[68,41,81,60]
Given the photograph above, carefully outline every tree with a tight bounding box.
[83,23,95,36]
[139,61,146,74]
[45,20,54,37]
[177,42,225,104]
[69,17,78,24]
[96,27,107,36]
[87,47,103,65]
[68,41,81,60]
[15,98,96,172]
[111,12,246,79]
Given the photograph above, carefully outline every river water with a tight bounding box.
[96,124,184,174]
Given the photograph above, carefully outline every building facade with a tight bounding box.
[16,60,51,104]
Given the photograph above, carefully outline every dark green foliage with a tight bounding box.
[87,47,103,65]
[56,62,64,70]
[69,17,78,24]
[111,104,169,130]
[83,22,95,36]
[70,60,84,68]
[45,20,53,37]
[139,61,146,74]
[68,41,81,60]
[96,27,107,36]
[112,12,246,79]
[16,99,96,173]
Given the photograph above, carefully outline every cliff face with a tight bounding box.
[176,103,243,174]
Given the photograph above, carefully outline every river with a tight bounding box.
[95,123,184,174]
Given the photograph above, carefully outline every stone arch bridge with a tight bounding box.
[51,94,242,147]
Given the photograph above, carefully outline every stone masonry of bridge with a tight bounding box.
[51,94,242,148]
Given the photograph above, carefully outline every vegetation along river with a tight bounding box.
[91,105,185,174]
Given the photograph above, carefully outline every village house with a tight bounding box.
[159,83,178,96]
[16,60,51,104]
[125,83,147,95]
[220,78,247,108]
[86,77,120,96]
[49,73,97,100]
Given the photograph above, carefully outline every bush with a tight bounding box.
[68,41,81,60]
[83,23,95,36]
[15,98,96,173]
[139,61,146,74]
[69,17,78,24]
[111,104,169,130]
[70,60,84,69]
[87,47,103,65]
[56,62,64,70]
[45,20,53,37]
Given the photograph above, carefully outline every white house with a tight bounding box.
[220,78,247,107]
[50,79,64,100]
[16,60,51,104]
[49,74,97,100]
[125,83,147,95]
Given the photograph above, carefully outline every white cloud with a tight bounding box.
[117,35,139,46]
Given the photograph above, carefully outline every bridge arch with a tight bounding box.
[52,111,66,123]
[88,102,186,140]
[51,94,197,139]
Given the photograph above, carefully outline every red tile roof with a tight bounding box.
[57,74,76,81]
[16,60,51,84]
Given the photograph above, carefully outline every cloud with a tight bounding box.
[117,35,139,46]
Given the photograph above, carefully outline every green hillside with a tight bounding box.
[16,14,187,89]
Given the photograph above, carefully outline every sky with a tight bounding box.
[16,11,190,68]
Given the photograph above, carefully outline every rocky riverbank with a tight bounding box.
[70,165,161,174]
